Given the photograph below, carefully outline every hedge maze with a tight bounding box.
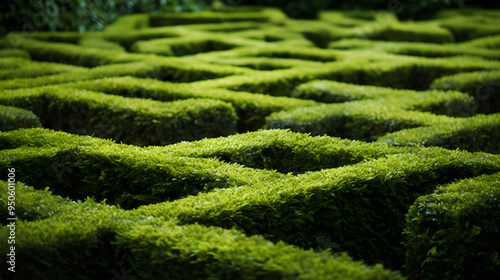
[1,6,500,280]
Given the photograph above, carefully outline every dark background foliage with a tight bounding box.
[1,0,499,36]
[226,0,500,19]
[0,0,213,36]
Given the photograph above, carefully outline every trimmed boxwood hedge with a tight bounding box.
[61,76,319,132]
[0,105,42,131]
[134,147,500,269]
[0,184,405,280]
[0,87,237,145]
[431,70,500,114]
[404,173,500,280]
[377,113,500,154]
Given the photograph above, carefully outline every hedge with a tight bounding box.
[0,144,283,209]
[377,113,500,154]
[0,87,237,145]
[431,70,500,114]
[404,172,500,280]
[0,49,30,59]
[191,53,500,94]
[148,6,287,27]
[134,147,500,269]
[144,129,412,173]
[0,189,405,280]
[328,38,500,60]
[265,99,456,141]
[0,105,42,132]
[61,76,318,131]
[434,9,500,42]
[291,80,474,116]
[0,180,67,223]
[0,58,85,81]
[0,128,115,150]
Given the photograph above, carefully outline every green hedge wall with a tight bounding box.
[0,105,42,131]
[0,182,406,280]
[404,173,500,280]
[0,87,237,145]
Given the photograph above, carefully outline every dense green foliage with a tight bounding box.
[1,6,500,279]
[405,173,500,279]
[0,0,213,36]
[0,105,42,131]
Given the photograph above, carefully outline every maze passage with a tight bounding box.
[1,5,500,280]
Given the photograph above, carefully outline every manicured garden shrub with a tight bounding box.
[431,70,500,114]
[0,48,30,59]
[0,143,283,209]
[377,113,500,154]
[0,128,115,150]
[144,129,411,173]
[0,199,130,280]
[328,38,500,60]
[0,87,237,145]
[404,173,500,280]
[434,9,500,42]
[0,188,406,280]
[0,58,85,80]
[265,100,455,141]
[0,105,42,131]
[62,76,318,131]
[0,180,67,223]
[117,220,405,280]
[292,80,474,116]
[134,147,500,269]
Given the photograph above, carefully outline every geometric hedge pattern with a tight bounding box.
[1,6,500,280]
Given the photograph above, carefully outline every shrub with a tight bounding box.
[135,146,500,268]
[431,70,500,114]
[0,87,237,145]
[0,105,42,131]
[404,173,500,279]
[0,186,406,280]
[377,113,500,154]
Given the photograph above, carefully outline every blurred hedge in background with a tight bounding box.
[0,0,213,36]
[224,0,500,20]
[2,0,500,37]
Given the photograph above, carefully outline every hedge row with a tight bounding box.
[0,86,237,145]
[0,57,85,81]
[431,70,500,114]
[144,129,411,174]
[134,147,500,269]
[291,80,473,116]
[0,105,42,132]
[0,143,283,209]
[265,99,457,141]
[433,9,500,42]
[0,183,405,280]
[404,172,500,280]
[0,128,115,150]
[2,127,499,270]
[191,53,500,95]
[328,38,500,60]
[0,181,67,223]
[61,76,318,131]
[315,11,455,44]
[377,113,500,154]
[1,34,253,81]
[150,6,287,26]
